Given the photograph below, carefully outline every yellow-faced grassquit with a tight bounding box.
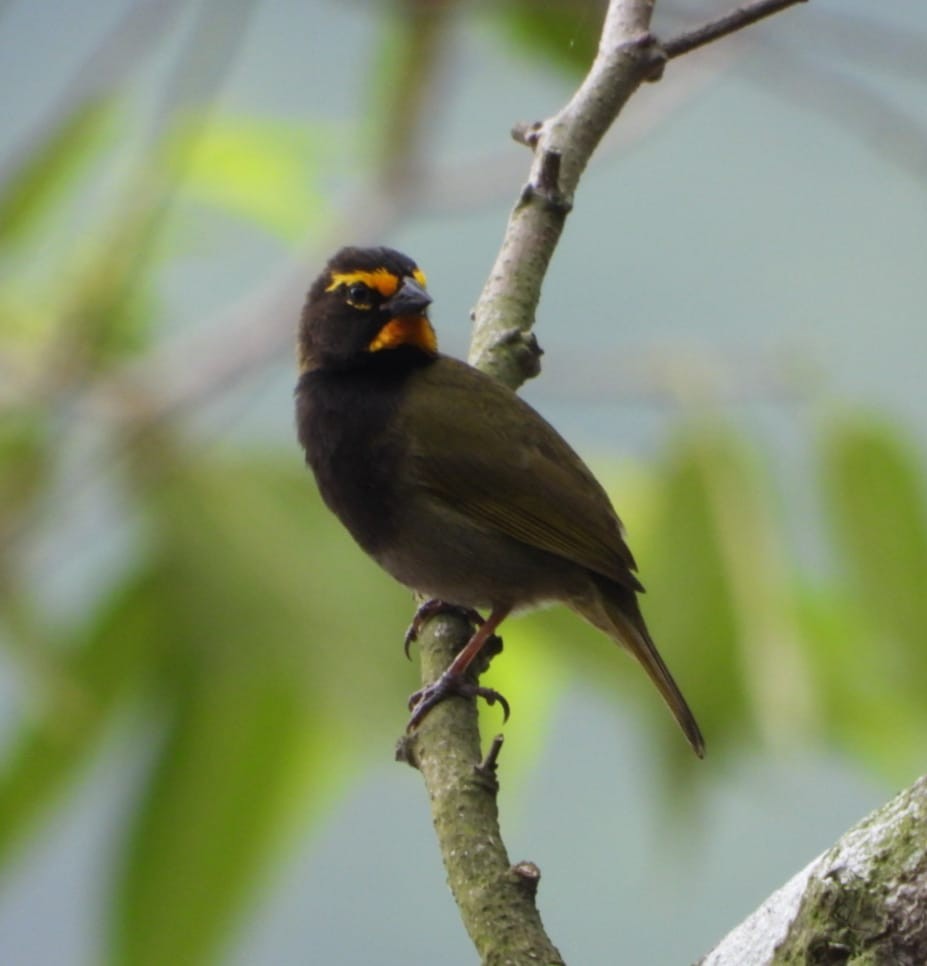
[295,246,704,757]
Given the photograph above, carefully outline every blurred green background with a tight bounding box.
[1,0,926,963]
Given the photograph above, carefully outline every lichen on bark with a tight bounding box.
[772,776,927,965]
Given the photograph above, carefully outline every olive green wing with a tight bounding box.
[399,357,642,591]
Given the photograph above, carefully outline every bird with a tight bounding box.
[294,245,705,757]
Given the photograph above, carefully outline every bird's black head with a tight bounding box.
[298,246,436,372]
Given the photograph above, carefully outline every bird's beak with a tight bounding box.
[383,277,432,317]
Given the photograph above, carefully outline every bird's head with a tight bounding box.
[298,246,436,372]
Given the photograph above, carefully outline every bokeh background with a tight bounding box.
[1,0,926,963]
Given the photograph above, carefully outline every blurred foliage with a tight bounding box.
[169,115,334,241]
[110,453,369,965]
[1,1,926,964]
[811,418,927,774]
[0,98,116,255]
[496,0,603,74]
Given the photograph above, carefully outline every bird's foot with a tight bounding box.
[403,599,484,659]
[406,670,510,731]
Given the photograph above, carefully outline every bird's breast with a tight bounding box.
[295,367,409,556]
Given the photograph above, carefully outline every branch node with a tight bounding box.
[475,733,505,786]
[539,149,563,196]
[512,120,543,148]
[522,150,573,216]
[472,631,504,674]
[394,733,419,769]
[491,328,544,380]
[510,860,542,900]
[642,40,668,83]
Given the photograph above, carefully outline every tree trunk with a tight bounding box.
[700,775,927,965]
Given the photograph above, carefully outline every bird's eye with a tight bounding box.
[346,282,372,306]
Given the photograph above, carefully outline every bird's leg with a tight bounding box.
[406,604,511,731]
[402,599,484,659]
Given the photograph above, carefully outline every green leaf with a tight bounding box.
[495,0,602,75]
[112,649,321,966]
[110,451,411,965]
[0,97,114,253]
[817,414,927,770]
[0,571,158,865]
[821,416,927,667]
[167,116,333,240]
[638,424,811,762]
[641,429,751,760]
[795,582,926,779]
[0,407,49,527]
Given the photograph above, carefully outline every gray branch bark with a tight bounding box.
[469,0,662,391]
[701,775,927,965]
[396,615,564,965]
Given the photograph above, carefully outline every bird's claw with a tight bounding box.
[402,599,484,659]
[406,671,510,731]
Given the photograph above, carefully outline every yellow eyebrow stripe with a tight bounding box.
[326,268,399,297]
[325,266,428,297]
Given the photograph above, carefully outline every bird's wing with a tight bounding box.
[398,357,642,591]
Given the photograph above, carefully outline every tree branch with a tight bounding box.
[401,0,809,960]
[396,615,564,965]
[469,0,661,390]
[700,775,927,964]
[664,0,807,60]
[468,0,809,392]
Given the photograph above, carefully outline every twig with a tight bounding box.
[475,734,505,782]
[664,0,808,60]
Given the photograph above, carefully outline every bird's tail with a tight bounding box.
[583,580,705,758]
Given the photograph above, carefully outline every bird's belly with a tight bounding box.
[374,501,586,612]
